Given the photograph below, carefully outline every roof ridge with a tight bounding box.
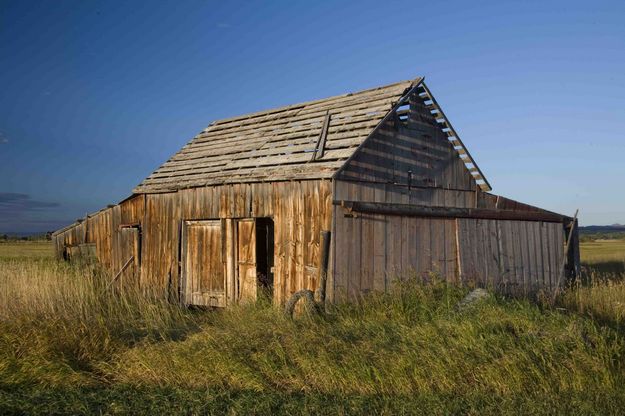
[205,79,414,129]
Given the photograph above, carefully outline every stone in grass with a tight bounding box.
[456,288,491,311]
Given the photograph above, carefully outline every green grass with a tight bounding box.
[1,242,625,414]
[0,240,53,260]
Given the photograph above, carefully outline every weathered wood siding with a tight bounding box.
[52,78,577,306]
[236,219,257,303]
[455,218,564,295]
[181,220,226,306]
[86,208,113,268]
[331,204,565,300]
[54,181,332,305]
[53,222,85,259]
[163,180,333,304]
[53,195,145,270]
[335,89,478,192]
[330,178,568,300]
[328,84,570,300]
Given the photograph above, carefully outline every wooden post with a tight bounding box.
[312,112,331,161]
[555,209,579,296]
[106,255,134,290]
[567,218,581,281]
[316,230,331,304]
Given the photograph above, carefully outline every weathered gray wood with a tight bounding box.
[336,201,569,223]
[417,82,491,191]
[312,112,331,160]
[555,210,579,294]
[208,82,408,129]
[316,230,331,304]
[566,219,581,281]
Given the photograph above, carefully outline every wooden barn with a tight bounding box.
[52,77,580,306]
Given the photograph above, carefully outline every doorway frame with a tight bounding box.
[179,217,276,307]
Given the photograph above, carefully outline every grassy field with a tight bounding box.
[580,239,625,275]
[0,241,54,260]
[1,241,625,414]
[559,239,625,328]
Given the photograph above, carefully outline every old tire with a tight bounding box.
[284,289,319,318]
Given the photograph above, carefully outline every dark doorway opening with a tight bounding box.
[255,218,274,299]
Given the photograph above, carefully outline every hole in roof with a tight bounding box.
[396,103,410,123]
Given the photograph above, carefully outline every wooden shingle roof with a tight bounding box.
[133,80,417,193]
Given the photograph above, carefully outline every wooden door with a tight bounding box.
[181,220,226,307]
[119,227,140,284]
[237,219,257,303]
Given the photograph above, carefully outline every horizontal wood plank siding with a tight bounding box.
[335,88,478,192]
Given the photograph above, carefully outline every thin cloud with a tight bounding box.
[216,23,231,28]
[0,218,72,234]
[0,193,64,233]
[0,193,60,214]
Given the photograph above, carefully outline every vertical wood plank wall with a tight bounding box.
[327,86,570,301]
[456,218,564,295]
[53,195,145,270]
[53,180,332,305]
[331,179,566,301]
[181,220,225,307]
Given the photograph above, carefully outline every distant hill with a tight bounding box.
[578,224,625,241]
[579,224,625,234]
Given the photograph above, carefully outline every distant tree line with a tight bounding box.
[0,232,53,242]
[579,231,625,242]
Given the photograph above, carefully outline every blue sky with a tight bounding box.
[1,0,624,233]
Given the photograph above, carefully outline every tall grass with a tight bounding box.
[0,258,199,387]
[560,239,625,328]
[111,280,624,398]
[1,243,625,414]
[561,280,625,327]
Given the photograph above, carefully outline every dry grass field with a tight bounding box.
[0,241,54,260]
[560,239,625,327]
[0,239,624,414]
[580,239,625,273]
